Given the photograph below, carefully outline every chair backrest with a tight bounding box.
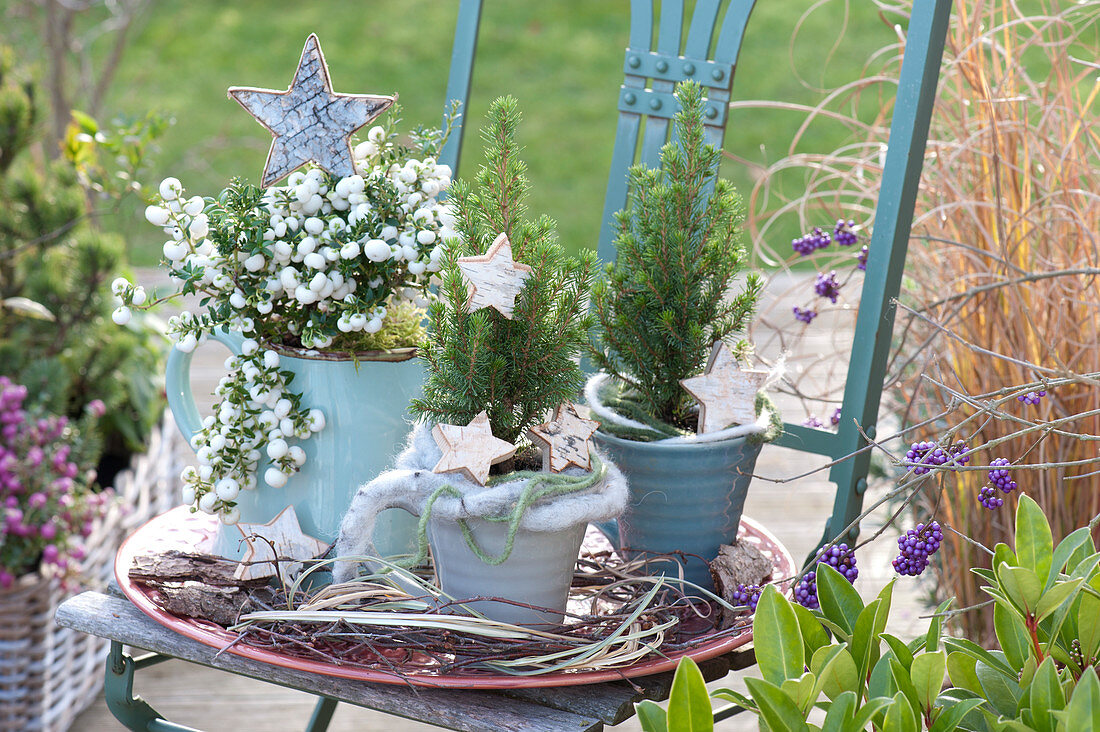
[438,0,954,560]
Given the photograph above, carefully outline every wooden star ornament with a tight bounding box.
[455,233,533,319]
[233,505,329,582]
[432,411,517,486]
[680,341,769,434]
[528,403,599,473]
[228,34,395,188]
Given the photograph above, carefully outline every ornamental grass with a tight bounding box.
[736,0,1100,644]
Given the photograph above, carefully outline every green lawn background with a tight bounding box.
[4,1,895,265]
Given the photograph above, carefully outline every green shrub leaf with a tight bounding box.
[816,563,863,638]
[1035,577,1082,622]
[929,698,986,732]
[994,601,1032,669]
[744,677,810,732]
[1028,656,1065,732]
[635,700,668,732]
[1015,494,1054,585]
[791,602,830,659]
[883,691,920,732]
[975,660,1022,717]
[821,690,856,731]
[1061,667,1100,730]
[1049,528,1094,590]
[996,565,1043,616]
[946,651,983,696]
[754,585,805,686]
[812,644,857,701]
[666,657,713,732]
[925,598,952,654]
[910,651,947,713]
[852,599,882,682]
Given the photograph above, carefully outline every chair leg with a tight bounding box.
[306,697,339,732]
[104,641,199,731]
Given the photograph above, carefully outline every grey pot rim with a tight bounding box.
[594,427,761,454]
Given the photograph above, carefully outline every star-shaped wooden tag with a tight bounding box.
[528,403,599,473]
[680,341,769,434]
[233,505,329,582]
[431,411,517,486]
[455,233,533,319]
[228,34,395,188]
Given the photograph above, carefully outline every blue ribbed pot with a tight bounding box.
[592,430,761,591]
[165,331,423,559]
[428,517,586,627]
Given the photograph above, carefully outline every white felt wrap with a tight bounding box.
[332,422,627,584]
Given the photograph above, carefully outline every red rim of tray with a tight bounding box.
[116,506,794,689]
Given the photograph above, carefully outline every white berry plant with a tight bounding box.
[112,106,459,524]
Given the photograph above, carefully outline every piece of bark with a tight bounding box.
[143,582,274,626]
[130,550,267,588]
[709,541,775,610]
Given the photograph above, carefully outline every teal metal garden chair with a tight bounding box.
[72,2,955,730]
[441,0,953,561]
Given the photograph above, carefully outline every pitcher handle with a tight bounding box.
[593,518,620,548]
[165,330,244,451]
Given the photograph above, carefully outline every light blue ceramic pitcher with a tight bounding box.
[165,331,424,559]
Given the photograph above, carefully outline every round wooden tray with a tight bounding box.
[116,506,794,689]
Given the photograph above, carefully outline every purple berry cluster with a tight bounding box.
[978,486,1003,510]
[833,219,858,246]
[830,407,842,426]
[793,306,817,324]
[814,271,842,303]
[856,245,869,271]
[802,414,824,428]
[1017,390,1047,406]
[892,521,944,576]
[905,440,970,475]
[732,583,762,613]
[986,457,1017,499]
[794,543,858,609]
[792,227,832,256]
[0,377,109,588]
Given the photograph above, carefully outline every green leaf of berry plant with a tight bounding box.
[996,565,1043,617]
[754,585,805,686]
[1048,528,1094,592]
[816,563,863,639]
[1059,667,1100,730]
[634,700,668,732]
[910,651,947,717]
[743,677,810,732]
[1028,656,1065,732]
[666,657,713,732]
[1015,494,1054,586]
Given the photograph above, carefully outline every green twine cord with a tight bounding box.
[596,378,782,444]
[397,452,608,568]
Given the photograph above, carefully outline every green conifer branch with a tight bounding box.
[591,81,763,429]
[410,97,597,446]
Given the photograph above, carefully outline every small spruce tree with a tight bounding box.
[591,81,762,430]
[411,97,598,464]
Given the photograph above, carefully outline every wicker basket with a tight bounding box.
[0,413,184,732]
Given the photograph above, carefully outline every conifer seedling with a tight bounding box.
[411,96,598,468]
[591,81,763,432]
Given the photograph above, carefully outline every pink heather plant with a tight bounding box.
[0,376,111,588]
